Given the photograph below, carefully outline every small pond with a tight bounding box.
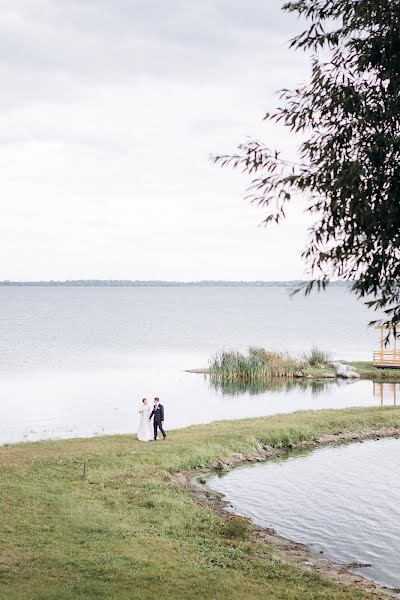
[208,438,400,590]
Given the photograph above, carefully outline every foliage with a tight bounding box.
[221,516,250,540]
[209,347,337,381]
[302,346,332,366]
[212,0,400,329]
[209,347,304,380]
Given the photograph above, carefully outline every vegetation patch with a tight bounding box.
[209,347,305,381]
[302,346,332,367]
[220,516,250,541]
[202,349,400,383]
[346,362,400,381]
[1,407,400,599]
[209,346,336,382]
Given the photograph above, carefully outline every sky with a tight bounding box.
[0,0,312,281]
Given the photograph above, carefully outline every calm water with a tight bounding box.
[208,438,400,590]
[0,285,393,444]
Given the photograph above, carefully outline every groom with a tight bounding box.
[150,397,166,441]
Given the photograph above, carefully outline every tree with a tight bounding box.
[212,0,400,330]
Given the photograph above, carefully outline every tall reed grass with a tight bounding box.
[302,346,332,366]
[209,347,304,381]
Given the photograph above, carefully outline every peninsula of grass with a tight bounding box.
[190,347,400,382]
[2,406,400,599]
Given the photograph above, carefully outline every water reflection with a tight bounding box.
[210,376,400,406]
[209,376,353,398]
[373,382,400,406]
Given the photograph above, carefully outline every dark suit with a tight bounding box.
[150,404,166,440]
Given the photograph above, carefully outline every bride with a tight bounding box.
[137,398,152,441]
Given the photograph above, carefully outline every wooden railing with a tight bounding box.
[373,350,400,367]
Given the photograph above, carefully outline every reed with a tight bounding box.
[209,347,304,381]
[302,346,332,366]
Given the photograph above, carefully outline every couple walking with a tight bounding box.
[138,397,167,442]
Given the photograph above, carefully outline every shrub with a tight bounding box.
[221,516,250,540]
[302,347,332,367]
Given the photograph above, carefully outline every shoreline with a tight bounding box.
[176,427,400,599]
[186,360,400,381]
[3,407,400,599]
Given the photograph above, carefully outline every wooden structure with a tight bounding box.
[373,326,400,368]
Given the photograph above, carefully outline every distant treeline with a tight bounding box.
[0,280,350,288]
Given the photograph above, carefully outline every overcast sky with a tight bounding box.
[1,0,312,281]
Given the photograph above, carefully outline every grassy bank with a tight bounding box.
[2,407,400,600]
[347,361,400,380]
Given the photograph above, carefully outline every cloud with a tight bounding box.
[0,0,311,280]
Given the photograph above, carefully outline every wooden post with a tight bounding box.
[82,460,88,480]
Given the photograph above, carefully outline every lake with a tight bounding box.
[0,285,392,444]
[208,438,400,590]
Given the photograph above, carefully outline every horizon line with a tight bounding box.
[0,279,347,286]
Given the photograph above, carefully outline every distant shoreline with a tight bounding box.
[0,280,350,288]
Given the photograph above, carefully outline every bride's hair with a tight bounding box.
[142,398,147,403]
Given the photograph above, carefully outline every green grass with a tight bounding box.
[207,349,400,383]
[209,348,304,380]
[302,364,337,378]
[209,347,337,382]
[1,407,400,599]
[347,361,400,380]
[302,346,333,367]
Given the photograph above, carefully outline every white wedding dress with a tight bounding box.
[137,405,153,441]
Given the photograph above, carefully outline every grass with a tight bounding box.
[302,346,332,367]
[208,348,400,383]
[347,361,400,380]
[209,347,335,382]
[1,406,400,599]
[209,348,304,381]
